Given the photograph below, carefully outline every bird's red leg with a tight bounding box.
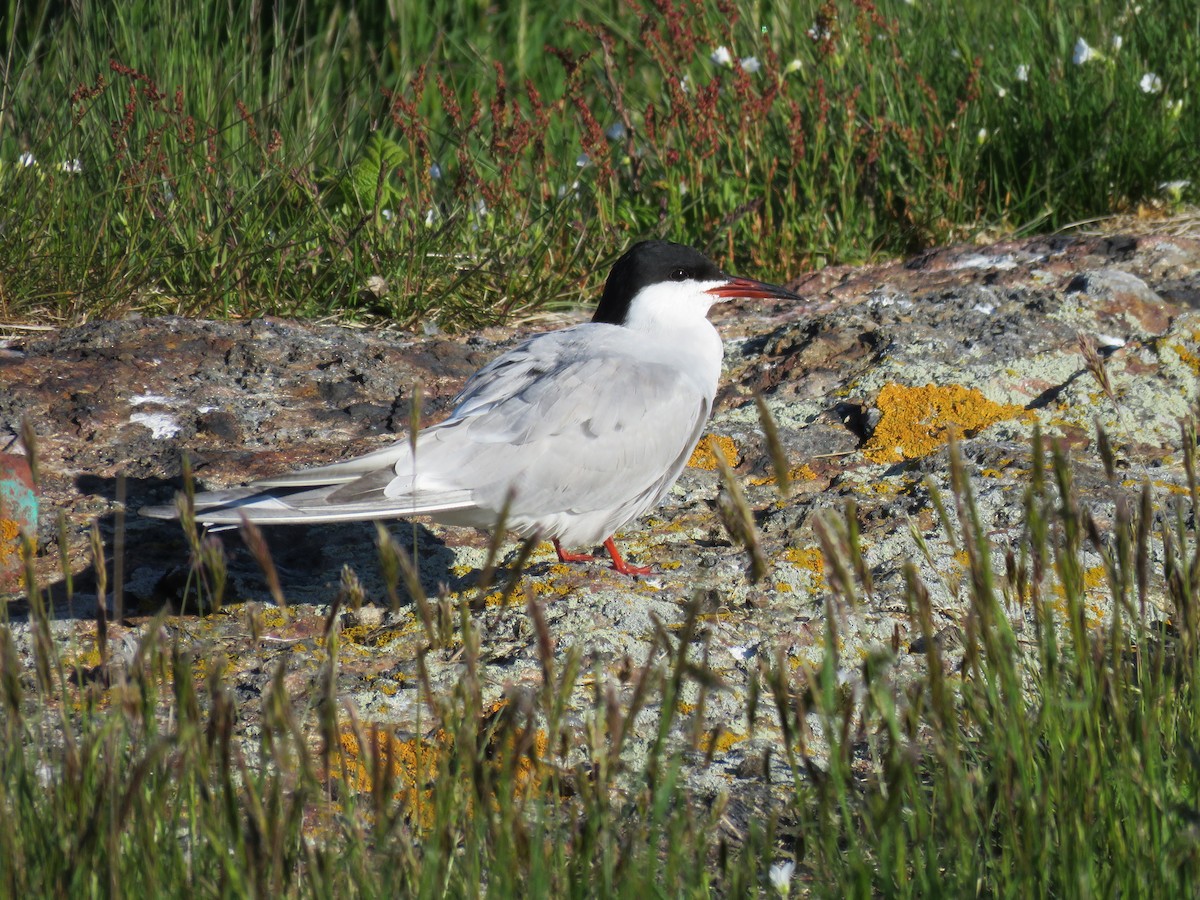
[603,537,652,576]
[553,538,595,563]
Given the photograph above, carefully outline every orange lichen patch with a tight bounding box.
[863,383,1026,464]
[749,463,818,487]
[0,518,22,589]
[61,640,105,672]
[476,574,577,607]
[700,728,746,755]
[1052,564,1108,599]
[1121,478,1191,496]
[340,622,422,650]
[688,434,740,470]
[1051,564,1109,628]
[335,707,549,829]
[1168,342,1200,376]
[337,725,443,827]
[784,546,825,574]
[783,546,826,591]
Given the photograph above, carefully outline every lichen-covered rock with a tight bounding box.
[3,216,1200,810]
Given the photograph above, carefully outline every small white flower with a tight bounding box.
[1072,37,1095,65]
[785,58,803,74]
[710,45,733,66]
[575,153,590,168]
[18,152,35,167]
[380,208,394,221]
[739,56,761,73]
[1167,98,1184,118]
[1015,64,1029,82]
[424,208,438,226]
[430,163,442,180]
[997,86,1007,98]
[605,122,627,141]
[806,24,831,41]
[60,159,82,173]
[1140,72,1162,94]
[1111,34,1123,51]
[556,180,582,199]
[474,199,488,217]
[769,860,795,897]
[977,127,989,144]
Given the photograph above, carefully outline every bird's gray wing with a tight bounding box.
[411,326,713,537]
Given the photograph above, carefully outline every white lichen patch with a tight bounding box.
[950,254,1019,271]
[130,411,181,439]
[130,393,175,406]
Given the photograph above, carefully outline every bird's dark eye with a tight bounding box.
[669,267,689,281]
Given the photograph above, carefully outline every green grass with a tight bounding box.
[0,0,1196,325]
[5,425,1200,895]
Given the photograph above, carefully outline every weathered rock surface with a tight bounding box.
[3,217,1199,818]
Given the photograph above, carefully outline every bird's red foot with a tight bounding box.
[603,537,652,576]
[553,537,651,576]
[553,539,595,563]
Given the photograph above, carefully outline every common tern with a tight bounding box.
[141,241,803,575]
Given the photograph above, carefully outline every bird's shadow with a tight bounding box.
[16,474,478,623]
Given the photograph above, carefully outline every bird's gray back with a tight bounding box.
[401,323,715,543]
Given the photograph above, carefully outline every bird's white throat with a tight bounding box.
[620,278,728,391]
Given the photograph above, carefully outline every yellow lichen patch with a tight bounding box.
[863,383,1026,464]
[1051,564,1109,628]
[253,605,289,630]
[340,622,421,650]
[784,546,825,574]
[337,725,443,828]
[749,463,818,487]
[335,707,549,831]
[61,640,105,672]
[1168,342,1200,376]
[1122,478,1191,496]
[783,546,826,591]
[688,434,740,470]
[700,728,746,755]
[0,518,23,587]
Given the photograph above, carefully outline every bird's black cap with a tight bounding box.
[591,241,726,325]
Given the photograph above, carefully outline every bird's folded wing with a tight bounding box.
[139,479,475,525]
[434,335,712,522]
[247,441,416,487]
